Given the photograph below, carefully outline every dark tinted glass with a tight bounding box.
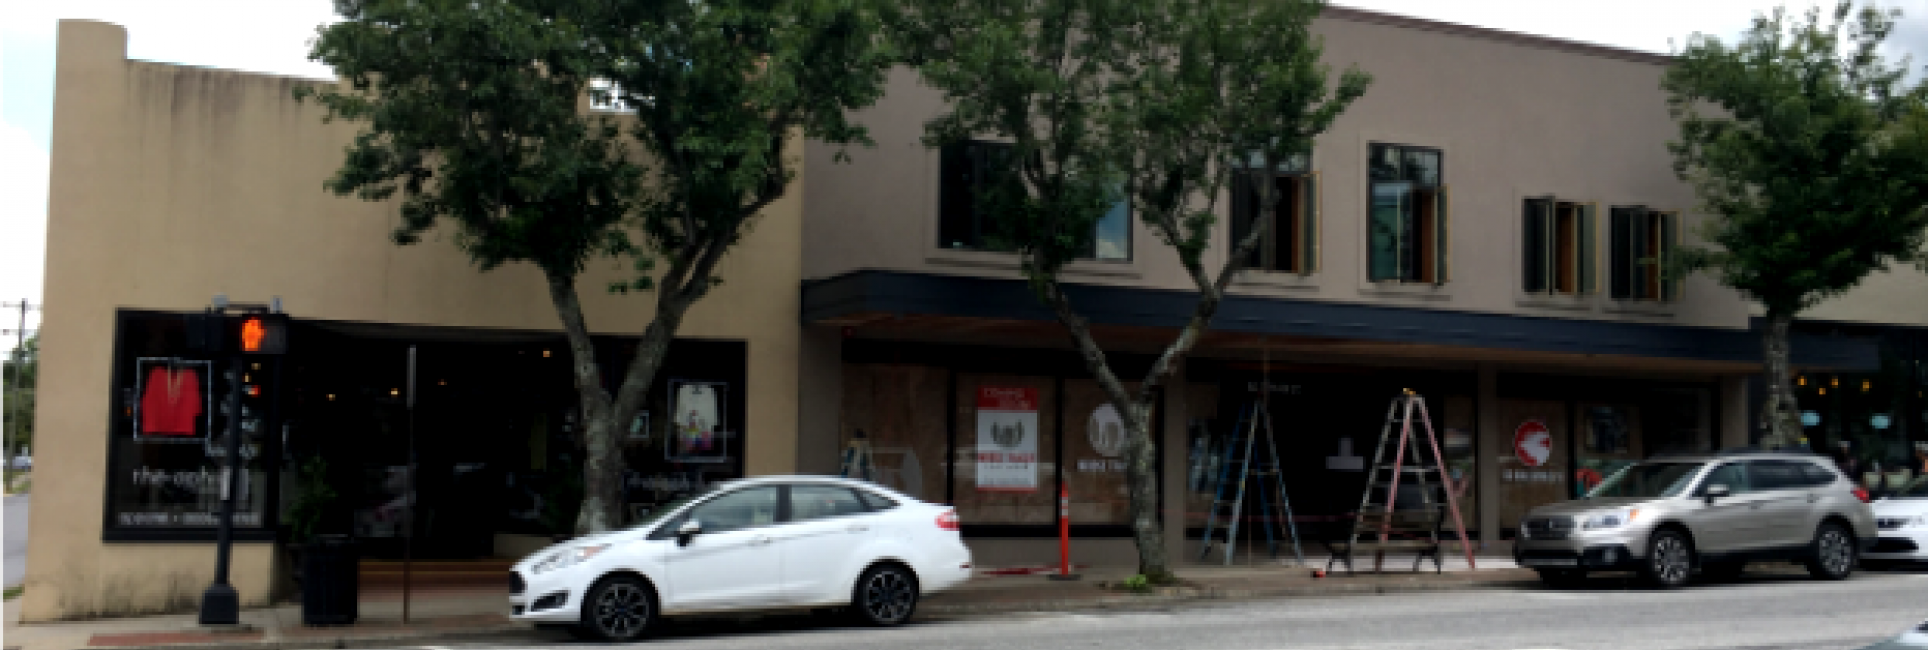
[1746,461,1808,491]
[790,485,869,522]
[857,489,900,511]
[1799,462,1840,487]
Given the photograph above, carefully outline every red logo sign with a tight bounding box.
[977,386,1038,412]
[1514,420,1553,467]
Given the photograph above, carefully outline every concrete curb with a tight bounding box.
[73,574,1536,650]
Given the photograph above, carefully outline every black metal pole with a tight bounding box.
[199,351,245,625]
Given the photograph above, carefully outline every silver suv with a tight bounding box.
[1514,450,1877,588]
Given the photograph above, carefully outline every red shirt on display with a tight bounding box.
[141,365,202,436]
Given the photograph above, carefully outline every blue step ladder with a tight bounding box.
[1197,397,1304,566]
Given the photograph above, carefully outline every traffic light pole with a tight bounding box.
[199,352,246,625]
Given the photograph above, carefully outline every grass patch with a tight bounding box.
[5,585,23,601]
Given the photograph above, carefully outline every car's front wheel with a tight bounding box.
[1640,529,1694,589]
[851,564,919,626]
[576,574,658,642]
[1804,522,1856,581]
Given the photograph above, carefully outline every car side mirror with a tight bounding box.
[1703,484,1731,504]
[676,519,703,546]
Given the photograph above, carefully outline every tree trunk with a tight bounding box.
[1121,400,1169,582]
[1760,313,1802,449]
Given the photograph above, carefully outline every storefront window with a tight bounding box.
[837,363,950,502]
[1063,380,1140,524]
[952,374,1058,524]
[105,311,275,539]
[1796,331,1927,492]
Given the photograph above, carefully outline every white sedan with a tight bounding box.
[510,475,974,641]
[1865,476,1928,568]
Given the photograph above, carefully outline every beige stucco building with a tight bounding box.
[24,8,1922,622]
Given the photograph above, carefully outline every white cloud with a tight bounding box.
[0,121,47,339]
[2,1,340,80]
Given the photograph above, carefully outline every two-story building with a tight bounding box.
[22,8,1912,621]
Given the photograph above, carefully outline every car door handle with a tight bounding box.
[846,524,870,533]
[751,535,773,546]
[1807,493,1820,503]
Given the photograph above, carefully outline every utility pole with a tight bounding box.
[2,299,39,483]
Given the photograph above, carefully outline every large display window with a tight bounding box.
[104,311,278,541]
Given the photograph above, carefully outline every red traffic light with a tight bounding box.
[237,314,288,355]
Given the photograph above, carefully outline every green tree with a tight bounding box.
[303,0,892,533]
[1664,1,1928,450]
[3,334,35,470]
[891,0,1366,580]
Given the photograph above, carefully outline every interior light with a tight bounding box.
[543,349,552,358]
[1831,376,1839,387]
[439,380,447,386]
[1798,376,1806,386]
[390,388,400,396]
[1863,381,1871,392]
[1819,388,1828,395]
[327,394,335,401]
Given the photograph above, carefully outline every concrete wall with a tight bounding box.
[25,20,805,621]
[1796,262,1928,327]
[801,8,1752,332]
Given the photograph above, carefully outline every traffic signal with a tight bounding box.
[237,314,288,355]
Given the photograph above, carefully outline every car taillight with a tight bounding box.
[1852,487,1871,503]
[936,510,960,531]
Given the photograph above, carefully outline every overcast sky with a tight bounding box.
[1,0,1925,351]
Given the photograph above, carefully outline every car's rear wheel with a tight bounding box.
[576,574,658,642]
[851,564,919,626]
[1804,522,1856,581]
[1534,569,1585,588]
[1640,529,1693,589]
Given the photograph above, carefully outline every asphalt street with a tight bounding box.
[414,568,1928,650]
[4,494,25,589]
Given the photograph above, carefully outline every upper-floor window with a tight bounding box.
[1230,154,1319,275]
[1608,206,1678,302]
[1367,144,1448,284]
[1522,197,1597,295]
[938,140,1130,261]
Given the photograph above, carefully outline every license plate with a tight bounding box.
[1520,558,1578,567]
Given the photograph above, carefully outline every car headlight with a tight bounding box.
[530,544,610,574]
[1581,509,1639,530]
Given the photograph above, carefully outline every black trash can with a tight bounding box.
[301,535,359,626]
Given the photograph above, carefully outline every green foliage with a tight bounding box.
[302,0,892,532]
[1663,1,1928,318]
[3,334,35,458]
[1122,573,1151,592]
[890,0,1367,287]
[285,457,338,544]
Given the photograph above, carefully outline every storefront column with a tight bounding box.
[1161,367,1189,566]
[796,327,844,475]
[1720,375,1750,450]
[1476,363,1501,545]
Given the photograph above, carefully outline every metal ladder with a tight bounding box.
[1197,398,1305,566]
[1328,390,1475,573]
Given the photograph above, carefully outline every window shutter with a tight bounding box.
[1302,172,1320,274]
[1660,211,1678,301]
[1433,185,1450,285]
[1522,198,1550,294]
[1579,203,1597,295]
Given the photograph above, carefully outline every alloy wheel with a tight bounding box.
[1648,533,1691,587]
[592,580,652,640]
[860,567,917,625]
[1811,525,1855,580]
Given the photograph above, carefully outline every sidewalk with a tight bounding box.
[3,556,1533,650]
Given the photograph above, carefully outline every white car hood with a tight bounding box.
[1872,498,1928,517]
[515,529,637,570]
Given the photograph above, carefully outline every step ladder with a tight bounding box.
[1197,397,1305,566]
[1327,390,1475,574]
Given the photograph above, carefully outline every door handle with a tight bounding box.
[1807,493,1820,503]
[752,535,773,546]
[847,524,870,533]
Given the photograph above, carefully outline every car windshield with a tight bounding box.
[1586,462,1702,499]
[627,489,713,531]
